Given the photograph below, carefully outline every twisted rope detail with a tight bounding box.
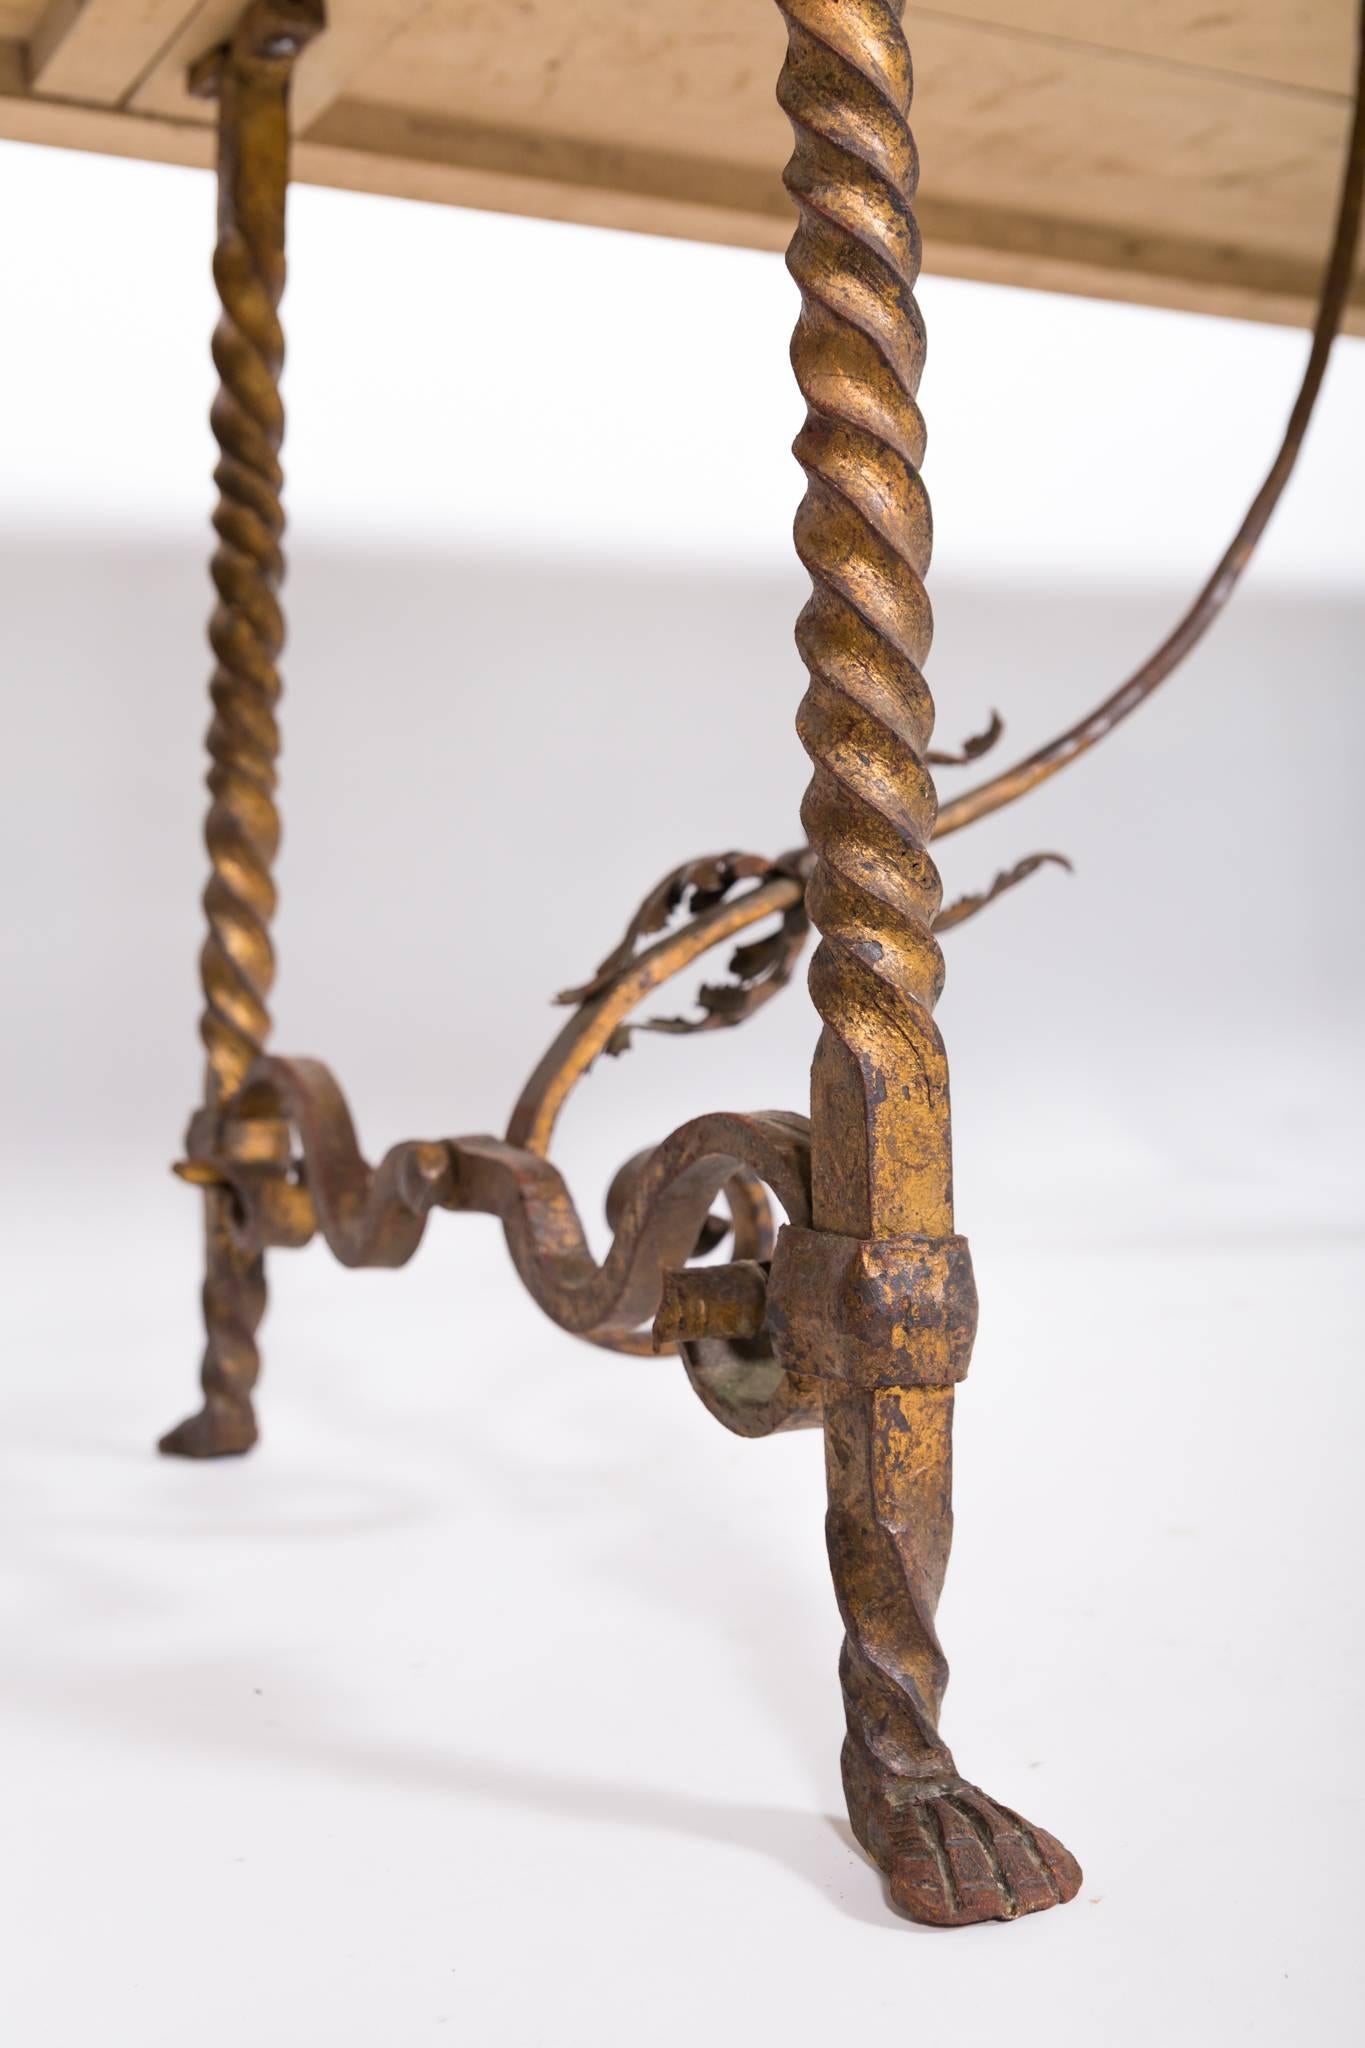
[161,4,321,1459]
[780,0,950,1240]
[775,5,1085,1922]
[780,0,953,1755]
[199,1189,268,1429]
[200,183,288,1102]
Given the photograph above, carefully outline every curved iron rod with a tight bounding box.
[510,864,808,1157]
[934,3,1365,842]
[529,17,1365,1113]
[934,850,1071,934]
[212,1056,811,1349]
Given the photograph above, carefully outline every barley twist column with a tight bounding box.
[767,0,1081,1923]
[160,0,323,1459]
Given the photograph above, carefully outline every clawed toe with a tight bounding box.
[884,1784,1081,1926]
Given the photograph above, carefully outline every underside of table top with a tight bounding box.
[4,0,1361,332]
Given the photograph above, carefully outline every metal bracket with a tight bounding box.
[765,1225,977,1389]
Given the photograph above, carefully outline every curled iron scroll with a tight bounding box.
[178,842,827,1430]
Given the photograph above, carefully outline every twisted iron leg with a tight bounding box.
[767,0,1079,1923]
[160,1,323,1459]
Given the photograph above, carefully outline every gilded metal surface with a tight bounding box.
[770,0,1080,1922]
[554,848,816,1048]
[765,1227,978,1390]
[508,850,811,1159]
[513,0,1365,1098]
[780,0,946,1242]
[152,0,1365,1935]
[159,0,322,1461]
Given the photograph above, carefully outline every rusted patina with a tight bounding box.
[765,1228,978,1391]
[179,1051,809,1347]
[654,1260,770,1346]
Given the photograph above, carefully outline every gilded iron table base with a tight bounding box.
[155,0,1365,1929]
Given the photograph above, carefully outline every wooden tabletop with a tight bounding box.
[4,2,1360,331]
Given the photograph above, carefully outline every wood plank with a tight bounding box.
[919,3,1354,99]
[336,3,1351,270]
[290,0,423,130]
[303,89,1365,331]
[1,33,212,153]
[125,0,425,125]
[122,0,233,116]
[0,0,45,45]
[27,0,203,102]
[3,1,1359,339]
[122,0,1358,296]
[910,18,1346,260]
[4,43,1359,338]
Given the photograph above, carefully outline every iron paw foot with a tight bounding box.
[158,1398,258,1459]
[844,1740,1081,1926]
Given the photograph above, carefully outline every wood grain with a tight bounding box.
[27,0,201,100]
[6,1,1360,329]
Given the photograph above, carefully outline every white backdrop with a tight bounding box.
[2,139,1362,2047]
